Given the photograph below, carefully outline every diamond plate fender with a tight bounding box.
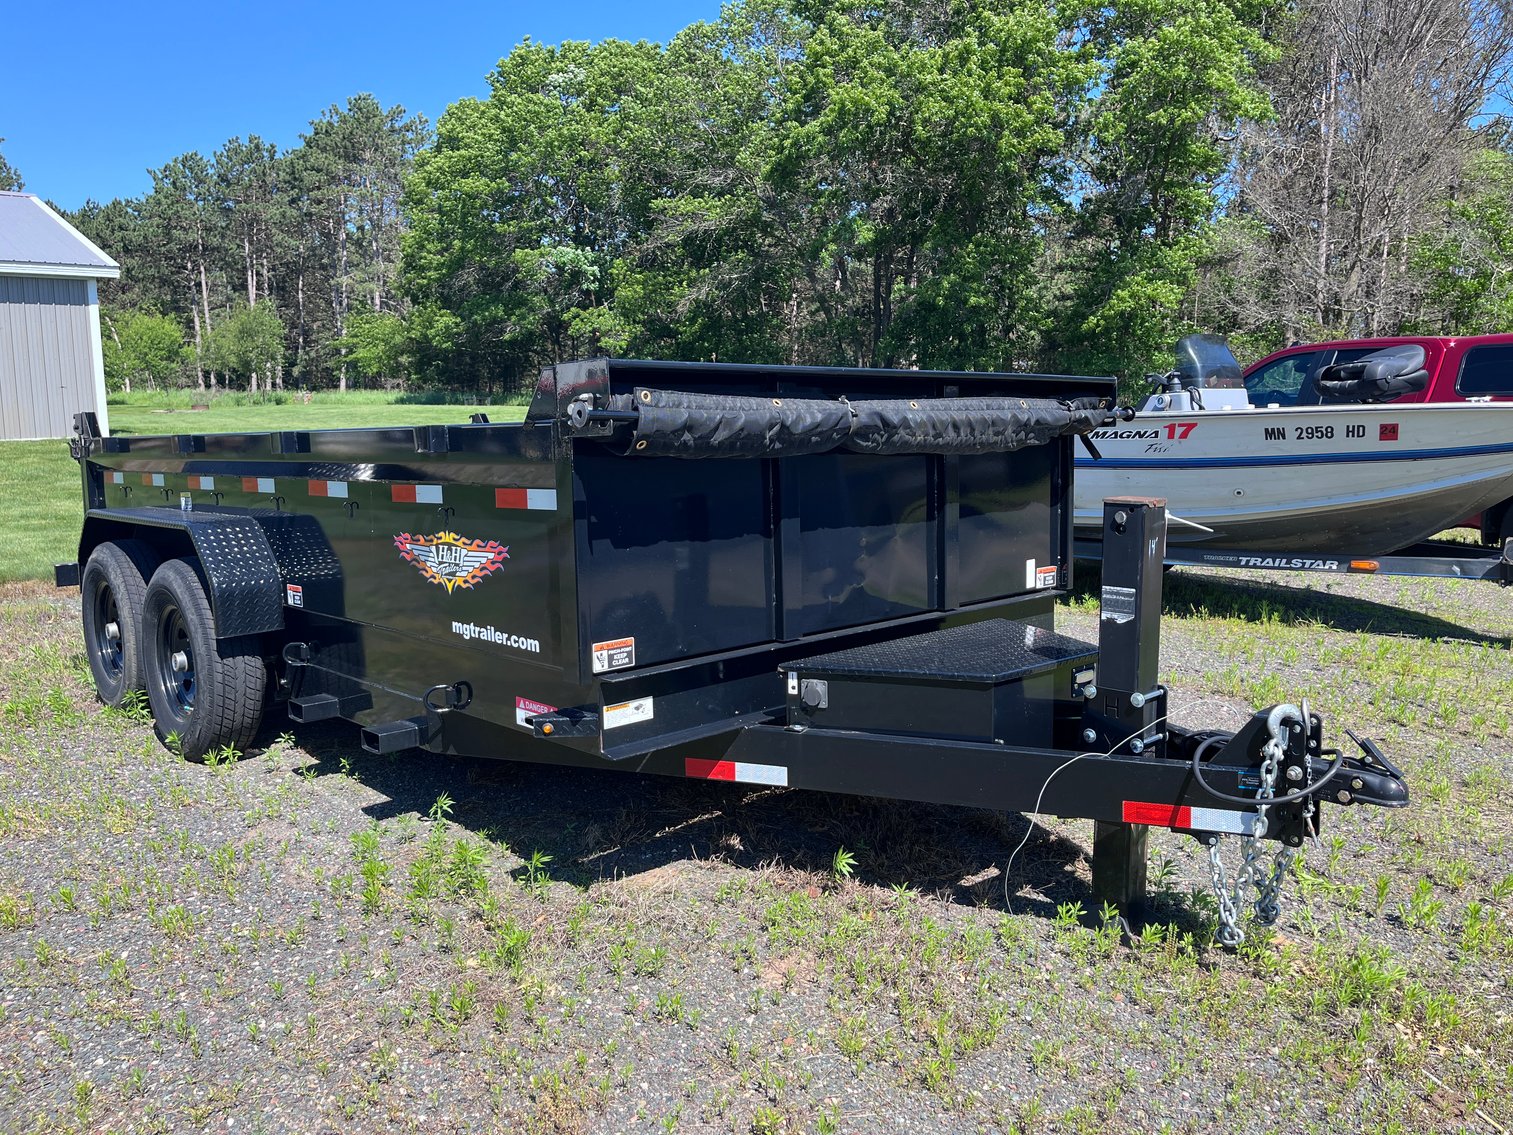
[80,508,285,638]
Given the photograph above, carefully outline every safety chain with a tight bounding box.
[1207,705,1305,947]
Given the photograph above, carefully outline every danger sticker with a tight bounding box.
[285,583,304,608]
[515,696,556,730]
[603,696,653,730]
[1035,565,1059,589]
[591,637,635,673]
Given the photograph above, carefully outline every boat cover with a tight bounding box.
[617,388,1111,458]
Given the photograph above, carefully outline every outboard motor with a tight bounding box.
[1316,344,1429,403]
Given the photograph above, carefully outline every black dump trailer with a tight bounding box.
[60,360,1408,942]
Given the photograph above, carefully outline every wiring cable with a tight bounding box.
[1000,697,1336,914]
[1187,727,1347,807]
[1001,710,1174,912]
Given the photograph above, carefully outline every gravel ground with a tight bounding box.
[0,567,1509,1135]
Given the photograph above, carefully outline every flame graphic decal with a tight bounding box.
[394,531,510,593]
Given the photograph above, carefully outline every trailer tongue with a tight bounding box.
[64,359,1407,944]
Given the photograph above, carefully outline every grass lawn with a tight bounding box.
[0,440,84,585]
[0,395,530,584]
[108,392,527,435]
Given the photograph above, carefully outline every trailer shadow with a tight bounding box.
[282,720,1208,931]
[1073,561,1509,646]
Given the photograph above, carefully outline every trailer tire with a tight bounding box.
[80,539,159,708]
[141,558,267,762]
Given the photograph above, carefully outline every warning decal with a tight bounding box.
[591,637,636,673]
[603,697,653,730]
[515,696,557,730]
[1035,565,1059,589]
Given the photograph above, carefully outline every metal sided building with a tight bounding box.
[0,192,120,440]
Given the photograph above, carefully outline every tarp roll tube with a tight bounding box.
[609,387,1112,459]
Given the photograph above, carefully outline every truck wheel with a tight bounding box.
[141,558,267,761]
[80,540,158,707]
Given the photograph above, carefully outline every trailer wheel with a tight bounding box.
[141,558,267,761]
[80,540,158,707]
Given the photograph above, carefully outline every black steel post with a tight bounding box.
[1088,496,1168,917]
[1093,496,1168,753]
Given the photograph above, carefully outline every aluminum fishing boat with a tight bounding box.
[1074,336,1513,555]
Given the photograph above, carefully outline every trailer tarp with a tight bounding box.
[619,388,1109,459]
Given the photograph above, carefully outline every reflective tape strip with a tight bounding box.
[241,477,275,493]
[495,487,558,510]
[1122,800,1255,835]
[192,475,215,491]
[391,484,443,504]
[307,480,348,498]
[141,473,164,486]
[685,758,789,787]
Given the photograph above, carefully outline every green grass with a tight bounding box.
[0,440,84,585]
[108,389,528,435]
[0,393,531,584]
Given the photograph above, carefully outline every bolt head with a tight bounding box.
[1336,790,1351,804]
[1128,738,1145,754]
[1081,728,1097,745]
[1351,778,1364,791]
[1129,691,1146,708]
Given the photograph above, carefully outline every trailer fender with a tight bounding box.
[80,509,285,639]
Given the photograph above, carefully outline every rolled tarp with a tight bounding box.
[616,387,1110,458]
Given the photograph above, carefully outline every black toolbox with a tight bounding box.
[780,619,1097,748]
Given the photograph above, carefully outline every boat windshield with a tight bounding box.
[1174,334,1244,389]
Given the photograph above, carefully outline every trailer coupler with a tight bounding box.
[1172,702,1407,946]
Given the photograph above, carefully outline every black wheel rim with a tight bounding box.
[92,583,124,679]
[154,603,196,718]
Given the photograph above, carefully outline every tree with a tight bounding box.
[339,309,410,386]
[203,301,285,392]
[1043,0,1277,379]
[0,137,21,191]
[1414,149,1513,334]
[101,310,190,393]
[1203,0,1513,346]
[299,95,430,389]
[772,0,1078,369]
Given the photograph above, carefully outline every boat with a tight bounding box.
[1073,336,1513,555]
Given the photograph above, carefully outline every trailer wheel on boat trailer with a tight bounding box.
[57,359,1409,944]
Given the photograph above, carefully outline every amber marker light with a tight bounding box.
[1349,560,1380,572]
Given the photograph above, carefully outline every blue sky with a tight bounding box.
[2,0,722,211]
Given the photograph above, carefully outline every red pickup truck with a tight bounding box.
[1243,334,1513,546]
